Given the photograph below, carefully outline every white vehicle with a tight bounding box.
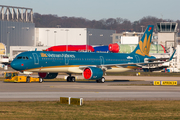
[0,55,9,70]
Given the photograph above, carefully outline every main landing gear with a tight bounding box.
[66,74,76,82]
[66,74,105,83]
[96,77,105,83]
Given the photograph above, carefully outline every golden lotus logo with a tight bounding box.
[41,53,48,57]
[136,34,151,56]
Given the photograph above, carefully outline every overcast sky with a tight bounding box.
[1,0,180,22]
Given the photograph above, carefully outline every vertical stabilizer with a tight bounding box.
[132,25,154,56]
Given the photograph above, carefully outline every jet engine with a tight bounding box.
[83,67,103,80]
[38,72,58,79]
[109,43,119,53]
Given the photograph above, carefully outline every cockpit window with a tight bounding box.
[17,56,29,60]
[17,56,22,59]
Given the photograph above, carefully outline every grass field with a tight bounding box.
[1,72,180,119]
[0,101,180,120]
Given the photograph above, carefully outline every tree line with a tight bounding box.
[34,13,180,33]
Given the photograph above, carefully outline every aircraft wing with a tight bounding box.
[79,61,165,70]
[101,61,165,68]
[79,50,176,70]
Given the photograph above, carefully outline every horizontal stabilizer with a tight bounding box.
[147,49,176,62]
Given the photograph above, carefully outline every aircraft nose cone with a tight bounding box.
[10,61,22,71]
[10,61,17,70]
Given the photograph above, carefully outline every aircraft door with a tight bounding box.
[32,53,39,65]
[65,57,69,65]
[135,55,140,63]
[100,56,104,65]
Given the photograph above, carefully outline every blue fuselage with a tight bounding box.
[11,51,155,73]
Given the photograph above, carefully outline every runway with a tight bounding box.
[0,92,180,101]
[0,76,180,101]
[58,75,180,81]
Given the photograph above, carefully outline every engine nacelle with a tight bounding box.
[38,72,58,79]
[83,67,103,80]
[109,43,119,53]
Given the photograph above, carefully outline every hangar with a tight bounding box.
[0,5,115,58]
[35,28,115,47]
[0,5,35,53]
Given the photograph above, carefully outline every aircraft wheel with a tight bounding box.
[39,78,43,83]
[71,76,76,82]
[101,77,105,83]
[96,77,105,83]
[100,77,105,83]
[67,76,71,82]
[26,77,30,83]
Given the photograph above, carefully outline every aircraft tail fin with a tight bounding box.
[132,25,154,56]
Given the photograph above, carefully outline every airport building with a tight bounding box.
[157,22,179,50]
[111,22,180,72]
[10,28,115,60]
[0,5,35,53]
[0,5,115,60]
[35,28,115,47]
[112,22,179,52]
[1,5,180,72]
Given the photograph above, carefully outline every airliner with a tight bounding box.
[10,25,175,83]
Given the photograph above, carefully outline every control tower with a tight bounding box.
[157,22,178,52]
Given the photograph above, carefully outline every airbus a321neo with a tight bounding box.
[10,25,176,83]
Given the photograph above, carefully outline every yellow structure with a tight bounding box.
[161,81,177,85]
[60,97,83,106]
[153,81,177,85]
[60,97,71,105]
[0,43,6,55]
[4,72,42,83]
[71,98,83,106]
[153,81,161,85]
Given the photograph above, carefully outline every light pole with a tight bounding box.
[7,26,15,53]
[65,29,69,51]
[87,31,92,52]
[46,30,50,46]
[7,32,10,53]
[141,26,145,32]
[54,31,57,46]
